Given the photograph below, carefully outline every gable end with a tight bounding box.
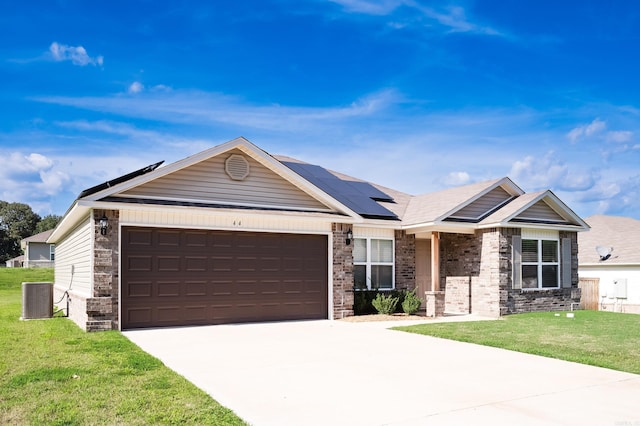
[447,186,515,222]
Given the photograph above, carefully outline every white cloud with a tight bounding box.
[0,151,72,214]
[509,152,597,192]
[329,0,404,15]
[605,130,633,143]
[567,118,606,143]
[330,0,502,36]
[128,81,144,94]
[49,42,104,66]
[441,171,471,186]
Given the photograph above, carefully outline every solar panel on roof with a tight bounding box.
[343,180,394,202]
[281,161,397,220]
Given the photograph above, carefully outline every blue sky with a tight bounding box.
[1,1,639,219]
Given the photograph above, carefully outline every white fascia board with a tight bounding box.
[436,177,524,222]
[478,221,588,232]
[47,202,91,243]
[402,221,476,235]
[86,199,360,225]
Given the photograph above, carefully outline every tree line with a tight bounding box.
[0,201,62,263]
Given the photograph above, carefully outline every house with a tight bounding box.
[48,137,589,331]
[578,215,640,314]
[21,229,55,268]
[5,255,24,268]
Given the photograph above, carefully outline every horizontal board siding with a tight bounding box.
[353,227,395,239]
[516,200,565,222]
[120,209,332,234]
[451,187,512,219]
[121,150,328,210]
[522,228,559,240]
[54,217,92,296]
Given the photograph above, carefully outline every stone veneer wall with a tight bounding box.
[332,223,354,319]
[394,230,416,291]
[504,230,581,314]
[53,286,89,330]
[439,228,580,317]
[444,276,471,314]
[87,209,119,331]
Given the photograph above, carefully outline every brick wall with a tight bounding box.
[394,230,416,291]
[90,209,119,331]
[332,223,354,319]
[504,230,581,314]
[439,228,582,317]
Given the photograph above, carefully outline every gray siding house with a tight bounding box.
[48,137,589,331]
[21,229,55,268]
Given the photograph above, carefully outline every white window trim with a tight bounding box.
[354,237,395,290]
[522,238,560,290]
[50,244,56,262]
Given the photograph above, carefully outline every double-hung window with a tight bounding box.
[520,238,559,289]
[50,245,55,262]
[353,238,394,290]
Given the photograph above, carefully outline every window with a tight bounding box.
[521,239,558,289]
[50,245,55,262]
[353,238,394,290]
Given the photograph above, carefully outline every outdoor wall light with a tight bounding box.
[346,229,353,245]
[99,214,109,236]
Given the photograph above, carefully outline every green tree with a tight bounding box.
[0,201,41,262]
[35,214,62,233]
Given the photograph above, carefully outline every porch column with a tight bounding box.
[431,231,440,291]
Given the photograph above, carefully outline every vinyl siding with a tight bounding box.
[119,149,329,211]
[515,200,566,222]
[119,209,333,234]
[449,186,512,220]
[54,217,92,296]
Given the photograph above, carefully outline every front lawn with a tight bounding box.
[395,310,640,374]
[0,268,245,425]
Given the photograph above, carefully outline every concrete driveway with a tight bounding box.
[125,319,640,426]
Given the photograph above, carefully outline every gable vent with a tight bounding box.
[225,154,250,181]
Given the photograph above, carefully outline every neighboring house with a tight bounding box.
[578,215,640,314]
[21,229,55,268]
[5,255,24,268]
[48,137,589,331]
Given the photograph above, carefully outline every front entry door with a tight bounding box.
[415,239,432,307]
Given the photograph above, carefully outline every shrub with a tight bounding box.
[372,293,399,315]
[401,289,421,314]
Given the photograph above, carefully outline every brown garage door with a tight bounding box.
[121,227,328,329]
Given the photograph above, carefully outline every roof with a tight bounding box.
[403,178,512,225]
[49,137,589,242]
[22,229,54,244]
[579,215,640,266]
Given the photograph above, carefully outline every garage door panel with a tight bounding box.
[158,230,181,246]
[127,282,152,297]
[185,281,207,296]
[127,256,152,272]
[157,256,181,272]
[157,281,181,297]
[185,256,207,271]
[122,227,328,329]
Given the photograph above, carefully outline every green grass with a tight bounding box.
[395,311,640,374]
[0,268,246,425]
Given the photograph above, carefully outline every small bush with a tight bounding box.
[372,293,399,315]
[402,290,421,314]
